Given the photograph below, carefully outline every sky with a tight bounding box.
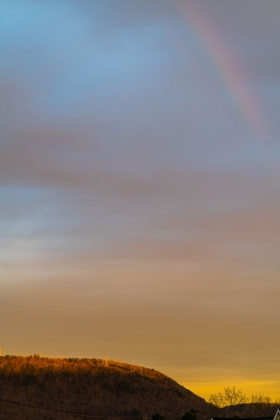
[1,0,280,401]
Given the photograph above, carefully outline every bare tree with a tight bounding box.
[209,386,247,408]
[250,393,271,405]
[245,394,273,416]
[209,387,276,417]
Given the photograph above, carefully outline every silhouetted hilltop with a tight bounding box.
[220,403,280,418]
[0,355,218,420]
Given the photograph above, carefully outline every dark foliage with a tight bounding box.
[0,355,216,420]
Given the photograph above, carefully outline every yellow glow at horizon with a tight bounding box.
[182,380,280,401]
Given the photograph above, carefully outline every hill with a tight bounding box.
[0,355,218,420]
[220,403,280,418]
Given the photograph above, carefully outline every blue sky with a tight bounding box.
[1,0,280,399]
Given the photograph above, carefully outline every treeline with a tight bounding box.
[209,386,280,417]
[2,356,278,420]
[0,355,214,420]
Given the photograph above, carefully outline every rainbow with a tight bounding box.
[170,1,270,144]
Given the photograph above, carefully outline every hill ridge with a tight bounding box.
[0,355,215,420]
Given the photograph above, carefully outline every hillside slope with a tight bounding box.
[0,355,218,420]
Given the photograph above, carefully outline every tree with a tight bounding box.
[181,409,199,420]
[209,386,278,418]
[246,394,273,416]
[209,386,247,408]
[250,393,271,405]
